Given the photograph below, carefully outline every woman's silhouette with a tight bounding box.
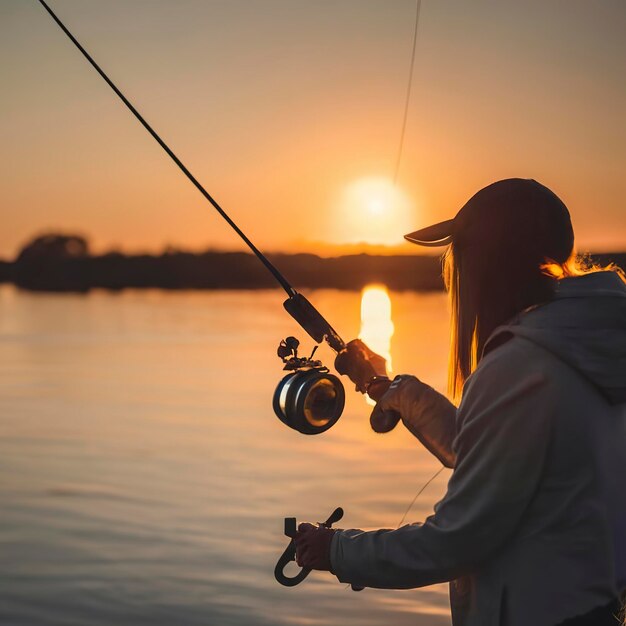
[295,178,626,626]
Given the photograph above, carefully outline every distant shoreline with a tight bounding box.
[1,234,624,293]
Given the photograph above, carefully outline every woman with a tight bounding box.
[295,179,626,626]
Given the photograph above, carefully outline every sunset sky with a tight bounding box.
[2,0,625,259]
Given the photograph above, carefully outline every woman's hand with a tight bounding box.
[334,339,388,393]
[371,375,458,467]
[369,375,433,433]
[369,375,411,433]
[294,523,336,571]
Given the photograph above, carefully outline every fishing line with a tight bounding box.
[340,462,445,589]
[397,464,444,528]
[341,464,444,591]
[36,0,296,298]
[393,0,422,185]
[389,0,443,531]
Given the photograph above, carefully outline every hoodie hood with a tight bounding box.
[486,271,626,405]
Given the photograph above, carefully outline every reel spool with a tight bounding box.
[273,337,345,435]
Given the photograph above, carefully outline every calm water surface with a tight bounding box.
[0,286,453,625]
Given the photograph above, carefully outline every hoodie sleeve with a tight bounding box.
[396,377,458,468]
[330,340,555,589]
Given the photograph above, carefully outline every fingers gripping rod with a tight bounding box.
[37,0,346,353]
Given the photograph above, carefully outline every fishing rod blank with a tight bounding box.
[37,0,294,297]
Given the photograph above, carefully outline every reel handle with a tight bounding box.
[274,507,362,591]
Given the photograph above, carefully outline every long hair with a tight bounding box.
[444,245,625,401]
[444,244,550,401]
[444,244,566,400]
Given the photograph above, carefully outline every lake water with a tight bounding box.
[0,285,454,625]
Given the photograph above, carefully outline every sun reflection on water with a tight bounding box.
[359,284,394,405]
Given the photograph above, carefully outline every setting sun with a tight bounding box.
[329,177,415,246]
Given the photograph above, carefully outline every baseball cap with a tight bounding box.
[404,178,574,263]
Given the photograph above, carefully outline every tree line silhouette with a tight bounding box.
[0,233,624,293]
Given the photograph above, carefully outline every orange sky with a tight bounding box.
[2,0,625,259]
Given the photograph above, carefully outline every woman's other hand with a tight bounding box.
[369,375,414,433]
[334,339,388,393]
[294,523,336,571]
[372,375,457,467]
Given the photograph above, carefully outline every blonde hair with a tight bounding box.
[542,252,626,280]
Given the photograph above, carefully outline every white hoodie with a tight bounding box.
[330,271,626,626]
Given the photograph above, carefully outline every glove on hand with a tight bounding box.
[294,523,336,572]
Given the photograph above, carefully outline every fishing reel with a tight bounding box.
[273,336,345,435]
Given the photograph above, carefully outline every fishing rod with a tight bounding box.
[37,0,439,593]
[37,0,395,436]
